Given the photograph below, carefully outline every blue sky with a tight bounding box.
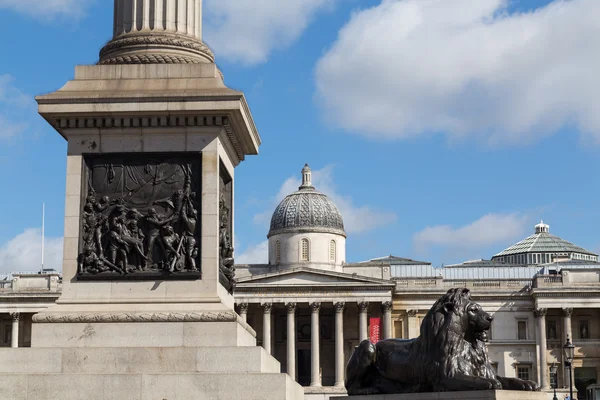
[1,0,599,274]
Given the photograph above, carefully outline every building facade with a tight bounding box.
[2,166,600,400]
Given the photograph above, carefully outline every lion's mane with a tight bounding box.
[408,288,495,391]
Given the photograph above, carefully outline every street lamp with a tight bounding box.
[564,336,575,400]
[550,363,558,400]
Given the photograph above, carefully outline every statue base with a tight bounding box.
[332,390,548,400]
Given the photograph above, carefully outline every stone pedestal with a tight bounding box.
[332,390,548,400]
[0,0,305,397]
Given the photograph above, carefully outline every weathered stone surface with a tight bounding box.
[0,373,303,400]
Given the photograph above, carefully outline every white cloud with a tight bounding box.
[236,240,268,265]
[0,0,93,20]
[316,0,600,144]
[0,228,63,276]
[412,213,529,259]
[254,165,397,234]
[0,75,34,140]
[204,0,336,65]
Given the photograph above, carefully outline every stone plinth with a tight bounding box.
[332,391,548,400]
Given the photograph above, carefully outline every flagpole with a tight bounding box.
[41,203,45,274]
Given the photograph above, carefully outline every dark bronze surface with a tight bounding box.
[219,162,235,293]
[345,288,540,395]
[77,154,201,280]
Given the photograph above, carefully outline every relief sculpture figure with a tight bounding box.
[345,288,540,395]
[77,156,202,279]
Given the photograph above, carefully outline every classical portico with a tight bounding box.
[235,267,393,394]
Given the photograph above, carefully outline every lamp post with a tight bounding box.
[564,336,575,400]
[550,363,558,400]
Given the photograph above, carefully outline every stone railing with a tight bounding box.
[533,275,563,288]
[0,273,62,292]
[394,277,532,291]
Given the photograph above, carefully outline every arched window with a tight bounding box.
[329,240,336,263]
[275,240,281,264]
[301,238,309,262]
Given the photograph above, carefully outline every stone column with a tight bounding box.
[358,302,369,342]
[114,0,202,38]
[382,301,393,339]
[286,302,297,380]
[310,302,321,387]
[101,0,213,65]
[562,308,573,388]
[262,303,273,355]
[10,312,20,348]
[535,308,549,389]
[238,303,248,323]
[407,310,418,338]
[335,302,345,387]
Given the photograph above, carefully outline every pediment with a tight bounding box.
[236,267,392,287]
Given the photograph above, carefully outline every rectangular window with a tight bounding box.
[517,320,527,340]
[394,320,403,339]
[580,320,590,339]
[517,365,531,381]
[547,320,557,340]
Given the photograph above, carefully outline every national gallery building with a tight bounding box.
[2,165,600,400]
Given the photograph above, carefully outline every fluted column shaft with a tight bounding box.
[335,302,345,387]
[382,301,393,339]
[262,303,272,355]
[535,308,549,389]
[238,303,248,323]
[10,313,20,348]
[286,303,296,380]
[358,302,369,342]
[114,0,202,38]
[310,302,321,387]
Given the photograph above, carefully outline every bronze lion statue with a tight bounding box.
[345,288,539,394]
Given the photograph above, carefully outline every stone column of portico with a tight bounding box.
[358,302,369,342]
[562,308,573,388]
[310,302,321,387]
[286,302,297,380]
[238,303,248,323]
[262,303,273,355]
[10,312,19,348]
[334,302,345,387]
[535,308,549,390]
[382,301,393,339]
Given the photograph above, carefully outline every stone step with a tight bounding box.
[0,372,304,400]
[0,346,280,374]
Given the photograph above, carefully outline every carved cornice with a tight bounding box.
[285,302,297,313]
[56,115,228,130]
[357,302,369,312]
[334,302,345,313]
[98,33,214,65]
[310,302,321,313]
[33,311,236,323]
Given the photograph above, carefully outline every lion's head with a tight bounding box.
[417,288,496,387]
[421,288,492,342]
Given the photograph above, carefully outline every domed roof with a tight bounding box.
[268,164,346,238]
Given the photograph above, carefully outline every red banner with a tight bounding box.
[369,317,381,343]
